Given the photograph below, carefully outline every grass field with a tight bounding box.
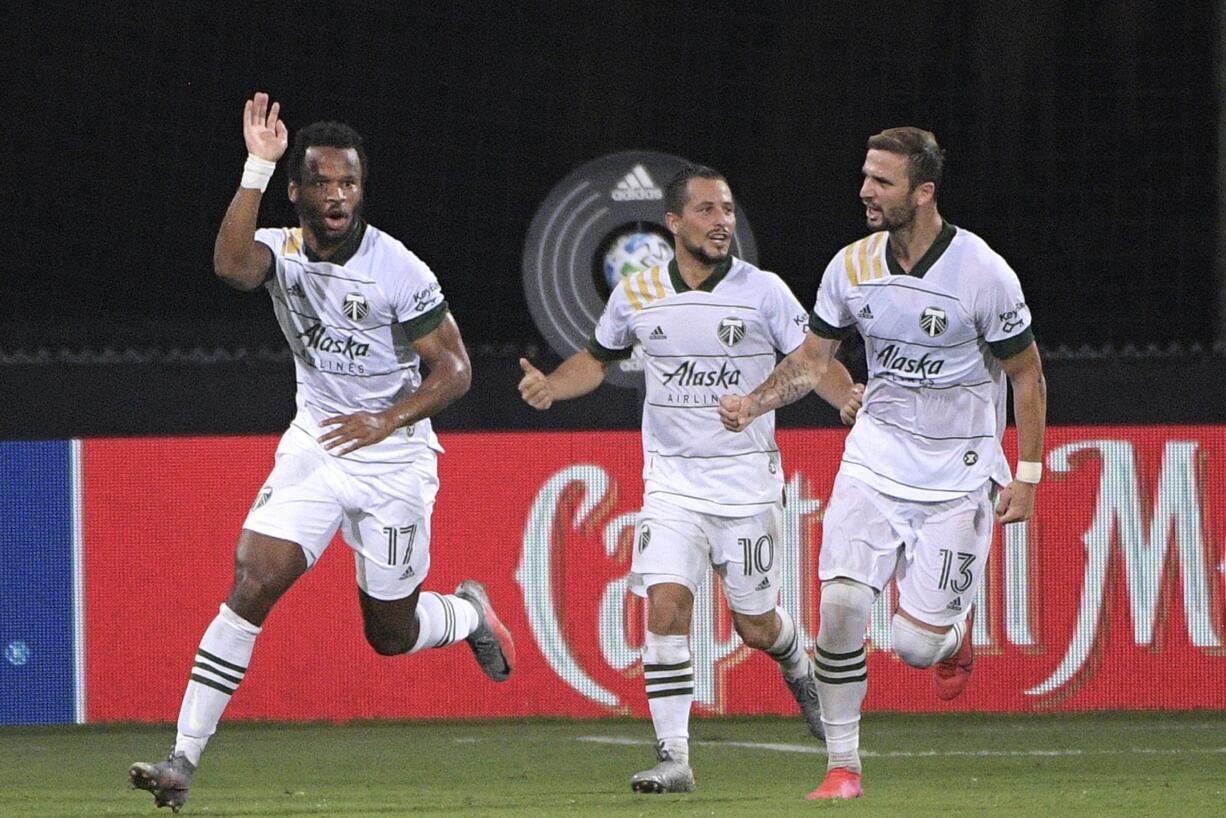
[2,713,1223,817]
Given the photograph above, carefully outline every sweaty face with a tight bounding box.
[860,149,917,232]
[290,146,364,248]
[670,178,735,266]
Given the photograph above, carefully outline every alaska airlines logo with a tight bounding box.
[661,360,742,388]
[297,324,371,359]
[876,344,945,377]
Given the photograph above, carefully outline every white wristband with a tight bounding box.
[240,154,277,192]
[1015,461,1042,484]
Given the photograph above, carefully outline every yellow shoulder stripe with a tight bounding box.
[622,267,668,311]
[285,228,303,256]
[843,233,886,286]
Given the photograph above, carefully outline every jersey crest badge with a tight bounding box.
[717,316,745,346]
[343,293,369,322]
[920,306,947,337]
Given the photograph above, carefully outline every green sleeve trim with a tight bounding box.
[586,336,634,362]
[809,311,854,340]
[988,326,1035,359]
[400,301,449,342]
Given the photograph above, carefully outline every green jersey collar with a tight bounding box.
[668,256,734,293]
[885,221,957,278]
[304,220,368,266]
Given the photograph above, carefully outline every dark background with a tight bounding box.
[4,1,1219,434]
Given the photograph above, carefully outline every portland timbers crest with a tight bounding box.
[343,292,369,321]
[718,316,746,346]
[919,306,947,337]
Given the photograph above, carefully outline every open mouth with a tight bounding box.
[323,212,350,232]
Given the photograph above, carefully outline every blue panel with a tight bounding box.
[0,440,75,725]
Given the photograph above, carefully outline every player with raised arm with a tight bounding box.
[519,166,860,794]
[128,93,514,813]
[721,127,1046,801]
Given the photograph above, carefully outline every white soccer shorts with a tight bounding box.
[818,472,993,627]
[628,495,784,615]
[242,425,437,601]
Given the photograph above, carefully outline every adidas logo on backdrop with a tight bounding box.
[611,165,663,201]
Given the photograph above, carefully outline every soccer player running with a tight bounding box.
[518,167,860,794]
[721,127,1047,800]
[129,93,515,812]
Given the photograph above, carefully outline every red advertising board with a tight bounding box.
[83,427,1226,722]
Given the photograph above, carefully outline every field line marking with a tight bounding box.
[576,736,1226,758]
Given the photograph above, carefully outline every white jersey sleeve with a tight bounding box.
[810,253,856,336]
[760,272,810,354]
[381,248,448,340]
[588,276,637,359]
[971,251,1034,358]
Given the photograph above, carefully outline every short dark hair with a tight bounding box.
[866,127,945,193]
[664,165,727,216]
[287,121,368,184]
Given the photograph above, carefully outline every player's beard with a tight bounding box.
[867,198,917,233]
[680,235,729,266]
[301,200,364,250]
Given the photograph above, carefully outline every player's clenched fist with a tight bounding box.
[518,358,553,410]
[718,394,754,433]
[840,383,865,426]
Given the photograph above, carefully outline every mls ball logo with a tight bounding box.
[638,524,651,553]
[343,293,369,322]
[252,487,273,510]
[717,317,745,346]
[920,306,947,337]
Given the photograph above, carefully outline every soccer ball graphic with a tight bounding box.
[601,230,674,290]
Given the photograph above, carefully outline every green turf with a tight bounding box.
[1,713,1223,817]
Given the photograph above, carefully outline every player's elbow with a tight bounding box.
[213,258,263,292]
[448,356,473,398]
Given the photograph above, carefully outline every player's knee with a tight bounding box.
[818,579,874,648]
[732,613,775,650]
[891,614,947,669]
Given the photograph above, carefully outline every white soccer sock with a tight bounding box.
[642,632,692,764]
[764,606,811,680]
[406,591,480,654]
[815,582,873,773]
[175,603,261,767]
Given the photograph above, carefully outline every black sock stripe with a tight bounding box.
[817,672,868,685]
[645,674,695,687]
[189,673,236,695]
[647,687,694,699]
[434,597,455,648]
[815,658,867,673]
[816,645,865,661]
[196,649,247,674]
[643,661,691,672]
[766,632,798,660]
[193,660,244,686]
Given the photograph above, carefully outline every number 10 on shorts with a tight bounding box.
[738,536,775,576]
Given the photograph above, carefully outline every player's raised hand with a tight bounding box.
[840,383,865,426]
[995,480,1036,525]
[518,358,553,410]
[719,394,754,433]
[244,92,288,162]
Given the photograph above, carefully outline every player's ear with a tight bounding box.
[287,179,298,204]
[663,211,680,236]
[913,180,935,207]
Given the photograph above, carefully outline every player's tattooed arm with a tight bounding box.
[720,334,841,432]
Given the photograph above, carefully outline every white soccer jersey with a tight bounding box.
[590,257,809,516]
[811,224,1033,501]
[255,223,448,472]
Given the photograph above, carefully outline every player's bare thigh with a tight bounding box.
[227,528,309,626]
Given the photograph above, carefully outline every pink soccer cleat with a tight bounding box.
[934,610,975,701]
[806,767,863,800]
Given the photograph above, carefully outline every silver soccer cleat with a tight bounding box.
[128,749,195,813]
[630,744,696,793]
[455,579,515,682]
[785,656,826,741]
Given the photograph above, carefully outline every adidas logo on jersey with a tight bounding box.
[857,304,874,320]
[611,164,663,201]
[649,326,667,340]
[398,565,416,581]
[754,576,772,591]
[946,596,963,612]
[286,282,306,299]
